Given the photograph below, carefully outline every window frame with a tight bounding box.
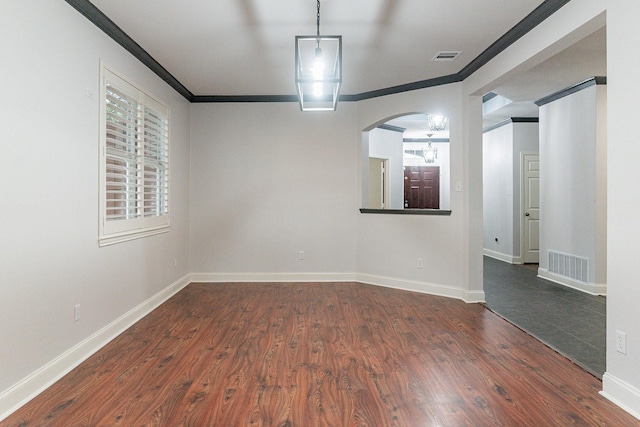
[99,65,170,246]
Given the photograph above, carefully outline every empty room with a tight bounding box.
[2,0,640,425]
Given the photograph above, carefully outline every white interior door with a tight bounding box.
[522,153,540,263]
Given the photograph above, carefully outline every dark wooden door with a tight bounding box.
[404,166,440,209]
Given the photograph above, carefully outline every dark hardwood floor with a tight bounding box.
[3,282,638,426]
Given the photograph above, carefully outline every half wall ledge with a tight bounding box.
[359,209,452,216]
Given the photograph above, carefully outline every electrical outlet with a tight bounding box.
[298,251,305,260]
[417,258,424,269]
[74,304,81,322]
[616,331,627,354]
[173,258,177,267]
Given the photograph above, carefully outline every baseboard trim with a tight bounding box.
[462,289,487,303]
[538,268,606,295]
[189,272,358,283]
[191,272,482,303]
[483,248,523,264]
[355,273,474,302]
[0,274,191,422]
[601,373,640,420]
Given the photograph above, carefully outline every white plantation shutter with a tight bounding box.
[105,83,141,221]
[99,67,170,246]
[143,104,169,217]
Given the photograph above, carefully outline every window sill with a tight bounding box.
[99,225,170,247]
[359,208,452,216]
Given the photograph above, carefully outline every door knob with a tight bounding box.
[525,213,530,216]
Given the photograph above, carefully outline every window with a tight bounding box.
[99,66,170,246]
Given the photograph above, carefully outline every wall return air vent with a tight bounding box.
[548,250,589,283]
[432,51,462,61]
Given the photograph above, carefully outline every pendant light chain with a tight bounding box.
[316,0,321,37]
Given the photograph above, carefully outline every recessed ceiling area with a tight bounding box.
[80,0,605,130]
[89,0,547,96]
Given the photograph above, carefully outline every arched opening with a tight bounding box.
[361,113,451,211]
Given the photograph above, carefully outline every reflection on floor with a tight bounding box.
[483,256,606,378]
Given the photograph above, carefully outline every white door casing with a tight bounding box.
[368,158,389,209]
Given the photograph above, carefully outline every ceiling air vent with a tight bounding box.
[432,51,462,61]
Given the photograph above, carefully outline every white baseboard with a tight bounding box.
[538,268,607,295]
[0,274,191,423]
[189,272,358,283]
[191,272,484,303]
[601,373,640,420]
[355,273,484,303]
[462,289,487,303]
[483,248,522,264]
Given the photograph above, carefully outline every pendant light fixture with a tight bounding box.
[423,134,438,163]
[427,114,448,132]
[295,0,342,111]
[423,114,446,163]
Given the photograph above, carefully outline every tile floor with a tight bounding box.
[483,256,606,378]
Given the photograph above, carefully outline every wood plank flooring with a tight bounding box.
[4,282,639,426]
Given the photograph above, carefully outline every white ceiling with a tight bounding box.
[389,26,605,135]
[91,0,547,96]
[483,26,606,127]
[87,0,606,128]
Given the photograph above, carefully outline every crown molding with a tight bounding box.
[377,124,406,133]
[403,138,450,143]
[345,74,463,102]
[483,117,539,133]
[457,0,571,80]
[482,92,499,103]
[535,76,607,106]
[64,0,194,101]
[65,0,572,103]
